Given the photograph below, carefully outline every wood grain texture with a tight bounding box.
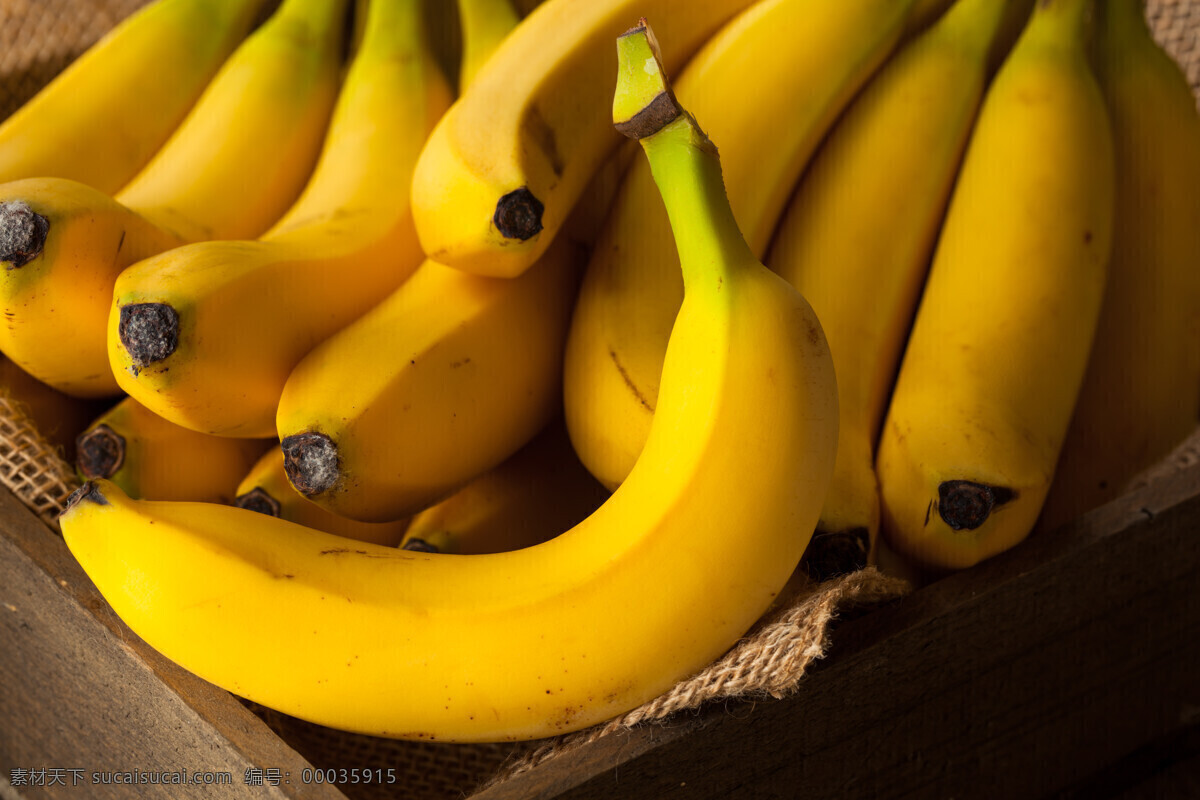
[0,488,346,800]
[469,459,1200,799]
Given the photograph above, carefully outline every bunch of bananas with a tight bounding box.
[0,0,1195,742]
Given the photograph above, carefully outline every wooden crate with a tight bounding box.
[3,429,1198,799]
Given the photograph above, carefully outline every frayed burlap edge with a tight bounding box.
[0,391,79,531]
[478,567,911,791]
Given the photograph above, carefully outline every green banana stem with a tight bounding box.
[614,21,755,296]
[1093,0,1151,72]
[930,0,1011,55]
[357,0,423,59]
[1021,0,1091,44]
[271,0,349,36]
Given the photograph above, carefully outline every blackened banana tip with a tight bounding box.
[0,200,49,268]
[937,480,1016,531]
[76,424,126,480]
[281,431,340,496]
[118,302,180,368]
[493,187,544,240]
[235,487,282,517]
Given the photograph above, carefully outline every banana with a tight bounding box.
[274,232,585,523]
[0,0,348,398]
[564,0,915,492]
[399,418,610,554]
[874,0,1115,570]
[75,396,270,503]
[767,0,1018,580]
[0,0,270,194]
[409,0,762,278]
[59,21,837,740]
[0,357,109,462]
[1037,0,1200,531]
[0,181,188,397]
[234,446,412,546]
[107,0,452,438]
[456,0,522,94]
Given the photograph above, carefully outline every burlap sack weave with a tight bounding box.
[0,2,1197,800]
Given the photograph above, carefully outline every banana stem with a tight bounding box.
[271,0,349,38]
[1021,0,1092,45]
[614,21,755,295]
[457,0,522,93]
[357,0,424,58]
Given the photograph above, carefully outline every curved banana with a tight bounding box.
[564,0,914,492]
[456,0,522,94]
[0,0,348,399]
[767,0,1016,580]
[0,181,188,397]
[76,396,270,503]
[59,22,837,741]
[0,357,109,462]
[0,0,270,194]
[1037,0,1200,531]
[234,446,412,546]
[400,418,610,554]
[275,233,585,523]
[409,0,761,278]
[875,0,1115,570]
[107,0,452,438]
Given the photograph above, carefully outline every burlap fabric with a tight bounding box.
[0,2,1198,799]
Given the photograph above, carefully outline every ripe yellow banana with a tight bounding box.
[767,0,1017,580]
[875,0,1115,570]
[76,396,270,503]
[234,446,412,546]
[107,0,452,438]
[0,0,270,194]
[456,0,522,94]
[275,233,585,523]
[400,418,610,554]
[1037,0,1200,531]
[409,0,761,278]
[564,0,914,492]
[0,0,348,399]
[59,21,837,740]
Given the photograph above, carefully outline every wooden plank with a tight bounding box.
[471,459,1200,799]
[0,488,346,800]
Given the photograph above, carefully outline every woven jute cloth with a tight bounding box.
[1,2,1199,800]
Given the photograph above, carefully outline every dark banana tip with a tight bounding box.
[802,527,870,582]
[235,487,281,517]
[118,302,179,369]
[937,480,1016,531]
[401,538,440,553]
[62,480,109,515]
[280,431,339,496]
[493,187,543,240]
[0,200,50,268]
[75,424,126,479]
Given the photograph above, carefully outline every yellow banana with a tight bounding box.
[1038,0,1200,531]
[0,357,109,462]
[400,418,610,554]
[564,0,914,492]
[107,0,452,438]
[0,0,270,194]
[875,0,1115,570]
[409,0,761,278]
[76,396,270,503]
[0,0,348,399]
[234,446,412,546]
[456,0,522,94]
[275,233,585,523]
[0,180,188,397]
[59,21,837,740]
[768,0,1018,580]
